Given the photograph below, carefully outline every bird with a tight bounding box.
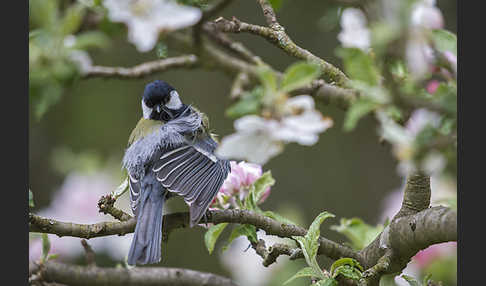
[122,80,231,265]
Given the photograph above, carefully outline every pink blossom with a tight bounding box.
[426,80,440,94]
[412,242,457,268]
[210,161,271,209]
[29,171,133,262]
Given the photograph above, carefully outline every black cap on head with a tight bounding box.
[142,80,175,107]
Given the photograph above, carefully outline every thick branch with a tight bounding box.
[360,172,433,271]
[29,212,136,239]
[30,209,360,263]
[359,206,456,272]
[82,55,198,79]
[395,173,431,219]
[29,261,238,286]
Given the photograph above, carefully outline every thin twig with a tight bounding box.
[82,55,198,79]
[80,239,96,267]
[212,15,349,85]
[98,194,133,222]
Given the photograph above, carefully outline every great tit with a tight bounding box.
[122,80,230,265]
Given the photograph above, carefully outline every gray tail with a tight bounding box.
[127,188,166,265]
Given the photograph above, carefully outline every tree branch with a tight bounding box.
[212,13,349,86]
[82,55,198,79]
[80,239,96,267]
[98,194,133,222]
[357,172,455,286]
[29,261,238,286]
[29,209,361,263]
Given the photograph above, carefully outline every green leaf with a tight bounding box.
[243,185,258,211]
[47,254,59,260]
[306,212,335,259]
[284,267,317,284]
[330,258,363,281]
[336,47,380,85]
[29,0,59,28]
[292,236,315,272]
[258,66,277,93]
[226,87,263,119]
[257,66,278,105]
[422,274,433,285]
[330,258,363,274]
[292,211,334,280]
[332,265,362,281]
[331,218,383,250]
[401,275,421,286]
[433,82,457,113]
[155,42,169,59]
[41,233,51,261]
[432,29,457,56]
[33,82,63,120]
[61,3,86,35]
[29,189,34,208]
[379,274,399,286]
[251,171,275,204]
[268,0,284,11]
[280,61,321,93]
[72,31,110,50]
[349,81,389,104]
[204,223,228,254]
[226,97,260,118]
[223,224,258,252]
[343,99,379,131]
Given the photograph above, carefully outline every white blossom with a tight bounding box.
[216,95,333,165]
[443,51,457,75]
[406,0,444,79]
[68,50,93,75]
[337,8,370,51]
[219,230,289,286]
[410,0,444,29]
[405,34,435,79]
[103,0,201,52]
[377,109,441,176]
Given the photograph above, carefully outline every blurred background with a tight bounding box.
[29,0,457,285]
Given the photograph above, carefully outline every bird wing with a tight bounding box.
[152,134,230,226]
[128,172,142,217]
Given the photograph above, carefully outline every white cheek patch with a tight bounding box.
[166,90,182,109]
[142,99,152,119]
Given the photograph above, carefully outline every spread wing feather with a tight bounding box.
[153,136,230,226]
[128,173,142,217]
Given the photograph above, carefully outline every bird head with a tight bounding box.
[141,80,185,121]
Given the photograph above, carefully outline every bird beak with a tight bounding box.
[156,105,161,113]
